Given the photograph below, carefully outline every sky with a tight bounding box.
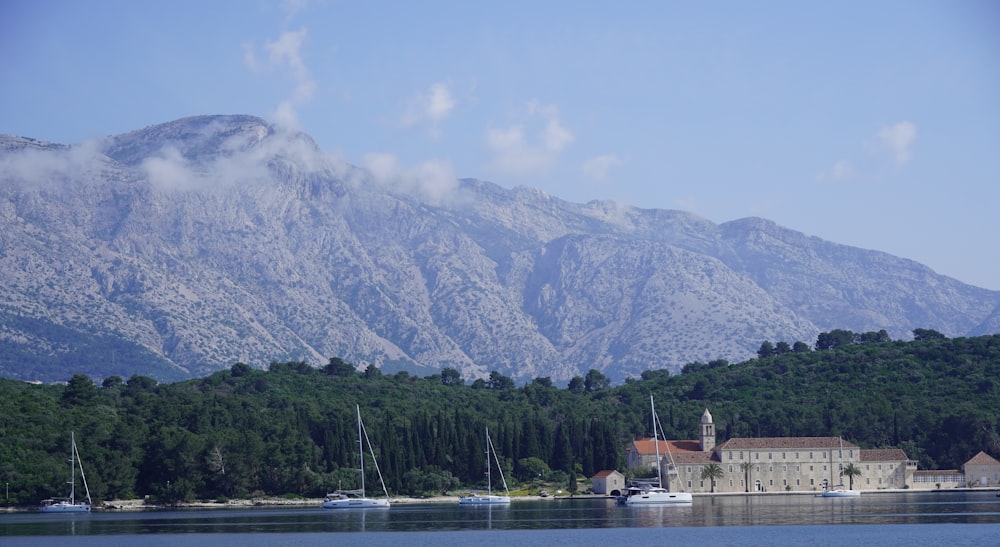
[2,0,998,289]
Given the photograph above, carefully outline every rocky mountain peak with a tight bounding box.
[1,116,998,384]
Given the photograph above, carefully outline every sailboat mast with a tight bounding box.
[356,405,365,497]
[485,427,492,495]
[69,431,76,504]
[650,396,663,488]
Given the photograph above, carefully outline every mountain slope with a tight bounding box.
[1,115,997,383]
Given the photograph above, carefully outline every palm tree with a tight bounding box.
[700,463,724,493]
[740,462,752,493]
[840,463,862,490]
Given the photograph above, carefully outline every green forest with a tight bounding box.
[1,330,998,506]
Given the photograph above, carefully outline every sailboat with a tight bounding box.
[40,432,92,512]
[820,437,861,497]
[459,427,511,505]
[623,396,693,505]
[322,405,391,508]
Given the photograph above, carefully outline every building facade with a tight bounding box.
[590,469,626,495]
[963,451,1000,486]
[627,408,917,493]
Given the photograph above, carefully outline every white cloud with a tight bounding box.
[400,82,456,137]
[485,101,574,176]
[244,27,316,131]
[582,154,625,180]
[876,121,917,166]
[815,159,854,183]
[141,147,201,191]
[0,140,107,187]
[362,153,459,205]
[137,128,337,193]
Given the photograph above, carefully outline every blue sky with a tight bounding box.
[2,1,998,289]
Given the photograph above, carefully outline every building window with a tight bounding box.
[823,465,827,471]
[688,481,692,488]
[809,465,814,471]
[700,481,705,488]
[796,479,800,486]
[782,452,786,459]
[810,479,814,485]
[756,453,760,460]
[769,480,773,486]
[809,452,814,459]
[728,451,733,460]
[822,452,827,459]
[769,466,773,472]
[768,453,773,460]
[729,465,734,473]
[729,480,733,487]
[783,479,787,486]
[740,452,744,460]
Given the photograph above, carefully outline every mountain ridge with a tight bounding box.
[2,115,997,383]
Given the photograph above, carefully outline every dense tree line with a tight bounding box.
[0,331,997,506]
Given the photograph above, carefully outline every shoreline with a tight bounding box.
[5,487,996,512]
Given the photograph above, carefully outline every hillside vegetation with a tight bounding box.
[0,332,997,505]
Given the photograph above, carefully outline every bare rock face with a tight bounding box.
[1,115,997,383]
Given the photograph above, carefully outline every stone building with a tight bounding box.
[626,408,916,493]
[590,469,626,495]
[963,451,1000,486]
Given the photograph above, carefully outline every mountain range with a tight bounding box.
[2,115,998,384]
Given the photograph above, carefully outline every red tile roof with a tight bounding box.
[860,449,909,462]
[631,438,703,455]
[592,470,622,478]
[715,437,859,450]
[913,469,961,476]
[671,451,717,464]
[965,451,1000,466]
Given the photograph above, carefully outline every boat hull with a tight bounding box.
[820,490,861,498]
[39,502,91,513]
[321,497,390,509]
[459,495,511,505]
[624,492,693,505]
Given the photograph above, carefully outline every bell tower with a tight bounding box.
[699,408,716,451]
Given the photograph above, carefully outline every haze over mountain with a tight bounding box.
[2,115,998,384]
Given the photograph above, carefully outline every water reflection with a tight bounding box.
[2,491,998,537]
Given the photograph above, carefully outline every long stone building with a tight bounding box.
[626,409,917,494]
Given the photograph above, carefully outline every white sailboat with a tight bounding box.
[40,431,92,513]
[322,405,391,509]
[624,396,693,505]
[459,427,511,505]
[820,437,861,498]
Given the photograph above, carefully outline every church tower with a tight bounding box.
[699,408,716,451]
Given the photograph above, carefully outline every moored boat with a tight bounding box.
[40,432,92,513]
[622,396,693,506]
[459,428,511,505]
[321,405,391,509]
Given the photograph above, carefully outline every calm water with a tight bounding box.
[2,491,999,546]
